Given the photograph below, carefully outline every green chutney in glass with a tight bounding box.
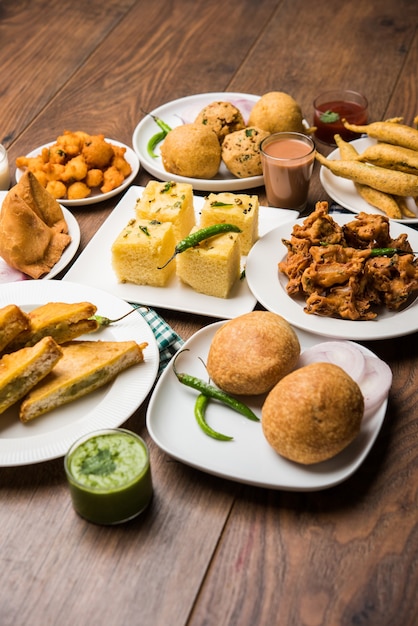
[65,429,153,525]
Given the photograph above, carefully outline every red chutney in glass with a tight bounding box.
[314,100,368,145]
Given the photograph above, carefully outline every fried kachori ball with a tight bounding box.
[207,311,300,396]
[262,362,364,464]
[222,126,270,177]
[194,101,246,144]
[248,91,305,133]
[82,134,114,169]
[160,123,221,178]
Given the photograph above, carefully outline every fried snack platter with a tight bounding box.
[147,321,388,491]
[0,191,80,282]
[15,139,140,207]
[0,280,159,466]
[63,185,296,319]
[132,92,264,191]
[245,213,418,340]
[320,138,418,223]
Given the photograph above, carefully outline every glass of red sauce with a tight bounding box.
[260,132,315,211]
[313,89,368,145]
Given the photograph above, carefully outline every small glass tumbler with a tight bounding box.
[313,89,368,145]
[65,428,153,525]
[260,132,315,211]
[0,145,10,190]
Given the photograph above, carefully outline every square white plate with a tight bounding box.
[63,185,296,318]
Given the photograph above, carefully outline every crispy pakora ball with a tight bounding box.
[55,131,84,157]
[194,101,246,144]
[82,134,114,169]
[248,91,305,133]
[262,362,364,464]
[67,181,91,200]
[222,127,270,177]
[85,168,104,188]
[46,180,67,199]
[101,166,125,193]
[60,155,88,182]
[160,123,221,178]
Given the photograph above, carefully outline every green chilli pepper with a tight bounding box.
[158,223,242,269]
[145,113,172,158]
[368,247,416,257]
[194,394,233,441]
[90,306,148,328]
[173,352,259,423]
[319,242,416,257]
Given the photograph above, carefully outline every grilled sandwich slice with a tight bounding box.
[8,301,99,351]
[0,304,30,353]
[0,336,63,415]
[20,339,148,422]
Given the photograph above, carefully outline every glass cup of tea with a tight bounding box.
[260,132,315,211]
[0,145,10,190]
[313,89,368,145]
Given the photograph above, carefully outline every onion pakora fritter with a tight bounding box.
[16,131,132,200]
[279,202,418,320]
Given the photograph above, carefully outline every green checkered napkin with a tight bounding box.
[131,304,184,375]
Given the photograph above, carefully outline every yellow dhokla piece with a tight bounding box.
[135,180,195,241]
[112,218,175,287]
[199,192,259,255]
[176,227,241,298]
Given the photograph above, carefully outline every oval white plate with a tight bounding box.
[320,137,418,224]
[0,191,80,282]
[132,92,264,191]
[0,280,159,466]
[147,322,388,491]
[246,214,418,340]
[15,139,140,207]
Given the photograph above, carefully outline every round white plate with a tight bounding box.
[320,137,418,224]
[15,139,140,207]
[132,92,264,191]
[147,322,388,491]
[0,191,80,282]
[0,280,160,466]
[246,214,418,340]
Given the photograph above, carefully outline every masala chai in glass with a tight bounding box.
[261,132,315,211]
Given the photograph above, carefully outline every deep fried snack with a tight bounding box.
[279,202,418,320]
[160,123,221,178]
[82,134,114,168]
[222,127,270,177]
[15,131,132,200]
[248,91,305,134]
[194,101,246,144]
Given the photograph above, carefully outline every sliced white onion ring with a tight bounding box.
[298,340,366,383]
[358,356,393,419]
[298,340,392,419]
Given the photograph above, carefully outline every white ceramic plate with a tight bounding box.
[0,280,160,466]
[246,214,418,340]
[0,191,80,282]
[63,185,297,319]
[147,322,388,491]
[132,92,264,191]
[320,137,418,224]
[15,139,140,207]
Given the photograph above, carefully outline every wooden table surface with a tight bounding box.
[1,1,417,624]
